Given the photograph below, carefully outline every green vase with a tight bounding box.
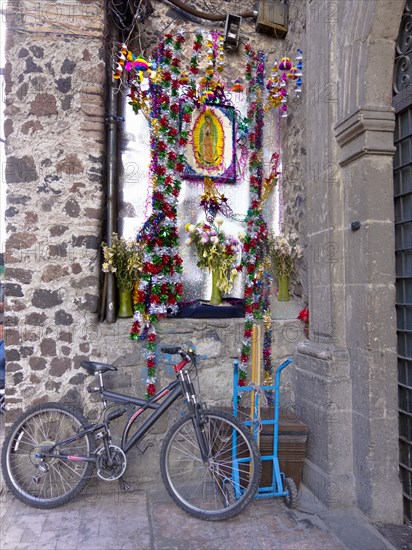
[118,287,133,318]
[210,269,222,306]
[277,274,290,302]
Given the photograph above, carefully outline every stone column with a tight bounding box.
[295,0,403,522]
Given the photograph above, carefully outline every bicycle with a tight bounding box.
[1,346,261,521]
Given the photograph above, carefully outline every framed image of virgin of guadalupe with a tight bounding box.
[183,104,236,183]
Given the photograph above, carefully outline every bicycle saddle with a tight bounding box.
[80,361,118,375]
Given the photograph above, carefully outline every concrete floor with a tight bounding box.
[0,415,408,550]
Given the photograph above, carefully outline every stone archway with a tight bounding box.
[295,0,405,522]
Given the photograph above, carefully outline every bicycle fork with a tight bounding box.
[178,370,210,462]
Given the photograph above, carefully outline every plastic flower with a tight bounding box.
[268,232,302,277]
[297,307,309,324]
[185,221,241,293]
[101,233,143,290]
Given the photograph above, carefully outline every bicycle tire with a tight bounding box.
[160,408,261,521]
[1,402,96,509]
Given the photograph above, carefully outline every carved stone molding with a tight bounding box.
[334,106,396,166]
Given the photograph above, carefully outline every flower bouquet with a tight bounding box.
[102,233,143,317]
[268,232,303,301]
[185,218,240,305]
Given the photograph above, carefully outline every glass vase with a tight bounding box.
[210,269,222,306]
[277,274,290,302]
[118,287,133,318]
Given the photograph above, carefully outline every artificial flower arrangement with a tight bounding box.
[185,217,241,304]
[268,232,303,277]
[102,233,143,317]
[102,233,142,289]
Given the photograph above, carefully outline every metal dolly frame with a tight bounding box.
[232,357,296,500]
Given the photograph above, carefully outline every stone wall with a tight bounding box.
[4,0,107,420]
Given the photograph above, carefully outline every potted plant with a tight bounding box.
[102,233,143,317]
[185,218,240,305]
[268,232,303,301]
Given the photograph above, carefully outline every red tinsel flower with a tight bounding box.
[247,264,255,273]
[172,188,179,197]
[171,58,180,67]
[182,113,191,123]
[244,329,252,337]
[176,163,185,172]
[162,255,170,264]
[193,42,202,51]
[189,66,199,75]
[245,287,253,298]
[147,384,156,396]
[168,151,177,161]
[164,50,172,59]
[168,295,176,305]
[150,294,161,304]
[165,175,173,185]
[171,80,179,89]
[147,357,156,368]
[175,283,183,295]
[130,321,140,335]
[168,128,178,137]
[170,103,179,114]
[174,255,183,265]
[158,140,167,151]
[251,200,260,209]
[241,353,249,363]
[297,308,309,323]
[163,71,171,81]
[238,378,247,387]
[245,305,253,314]
[147,333,156,342]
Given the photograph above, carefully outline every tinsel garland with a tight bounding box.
[239,47,270,386]
[127,33,204,397]
[128,34,187,397]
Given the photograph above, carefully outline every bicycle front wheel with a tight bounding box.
[160,409,261,521]
[1,402,95,508]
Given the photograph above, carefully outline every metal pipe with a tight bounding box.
[104,18,120,323]
[164,0,256,21]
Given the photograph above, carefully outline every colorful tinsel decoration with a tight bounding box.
[239,47,269,386]
[265,49,303,117]
[199,177,233,222]
[127,34,187,396]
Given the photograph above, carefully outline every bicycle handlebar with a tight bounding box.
[160,346,197,368]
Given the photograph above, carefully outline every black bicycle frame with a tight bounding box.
[103,379,183,453]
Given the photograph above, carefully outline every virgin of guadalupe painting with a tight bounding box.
[183,104,236,183]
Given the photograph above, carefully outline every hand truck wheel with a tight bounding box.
[283,477,298,509]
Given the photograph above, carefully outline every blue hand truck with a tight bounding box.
[232,358,298,507]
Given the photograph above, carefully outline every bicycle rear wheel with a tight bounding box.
[1,402,95,508]
[160,408,261,521]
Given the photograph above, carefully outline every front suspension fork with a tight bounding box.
[178,370,210,462]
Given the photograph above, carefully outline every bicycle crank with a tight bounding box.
[96,445,127,481]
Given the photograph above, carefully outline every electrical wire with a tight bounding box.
[163,0,255,22]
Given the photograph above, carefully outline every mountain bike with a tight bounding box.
[1,346,261,521]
